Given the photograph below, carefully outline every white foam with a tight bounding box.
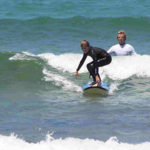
[0,134,150,150]
[105,54,150,80]
[39,53,150,80]
[43,68,82,92]
[39,53,92,73]
[109,82,119,95]
[9,52,36,60]
[9,52,150,80]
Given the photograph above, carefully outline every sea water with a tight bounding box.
[0,0,150,149]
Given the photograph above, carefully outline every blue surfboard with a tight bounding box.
[82,81,110,96]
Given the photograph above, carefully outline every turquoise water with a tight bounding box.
[1,0,150,19]
[0,0,150,149]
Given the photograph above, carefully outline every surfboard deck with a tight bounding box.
[82,81,110,96]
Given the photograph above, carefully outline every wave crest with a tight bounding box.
[9,52,150,80]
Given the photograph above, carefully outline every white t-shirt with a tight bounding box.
[107,43,136,56]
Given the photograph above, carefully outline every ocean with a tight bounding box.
[0,0,150,149]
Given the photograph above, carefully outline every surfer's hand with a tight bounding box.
[75,71,79,78]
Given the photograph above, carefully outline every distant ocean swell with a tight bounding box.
[0,16,149,53]
[1,17,150,30]
[1,0,150,19]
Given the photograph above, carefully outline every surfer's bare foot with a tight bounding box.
[92,81,102,87]
[89,81,96,85]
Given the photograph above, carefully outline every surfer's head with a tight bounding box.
[117,30,126,45]
[80,40,90,54]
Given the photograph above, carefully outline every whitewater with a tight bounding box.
[1,134,150,150]
[9,52,150,80]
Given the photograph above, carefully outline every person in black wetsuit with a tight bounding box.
[75,40,112,87]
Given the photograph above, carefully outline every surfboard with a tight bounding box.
[82,81,110,96]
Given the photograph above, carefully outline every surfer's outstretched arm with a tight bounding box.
[75,53,87,79]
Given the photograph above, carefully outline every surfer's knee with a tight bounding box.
[104,55,112,66]
[87,62,94,70]
[87,63,90,69]
[87,63,91,71]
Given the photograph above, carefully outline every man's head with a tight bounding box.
[80,40,90,54]
[117,30,126,45]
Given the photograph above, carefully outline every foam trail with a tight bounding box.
[9,52,36,60]
[43,68,82,92]
[0,134,150,150]
[109,82,119,95]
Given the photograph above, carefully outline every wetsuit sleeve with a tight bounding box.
[76,53,87,71]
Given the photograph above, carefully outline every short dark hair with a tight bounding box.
[80,40,90,47]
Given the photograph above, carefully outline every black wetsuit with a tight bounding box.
[77,46,112,81]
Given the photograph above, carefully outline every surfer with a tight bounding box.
[75,40,112,87]
[107,30,136,56]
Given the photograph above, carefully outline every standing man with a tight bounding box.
[107,30,136,56]
[75,40,112,87]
